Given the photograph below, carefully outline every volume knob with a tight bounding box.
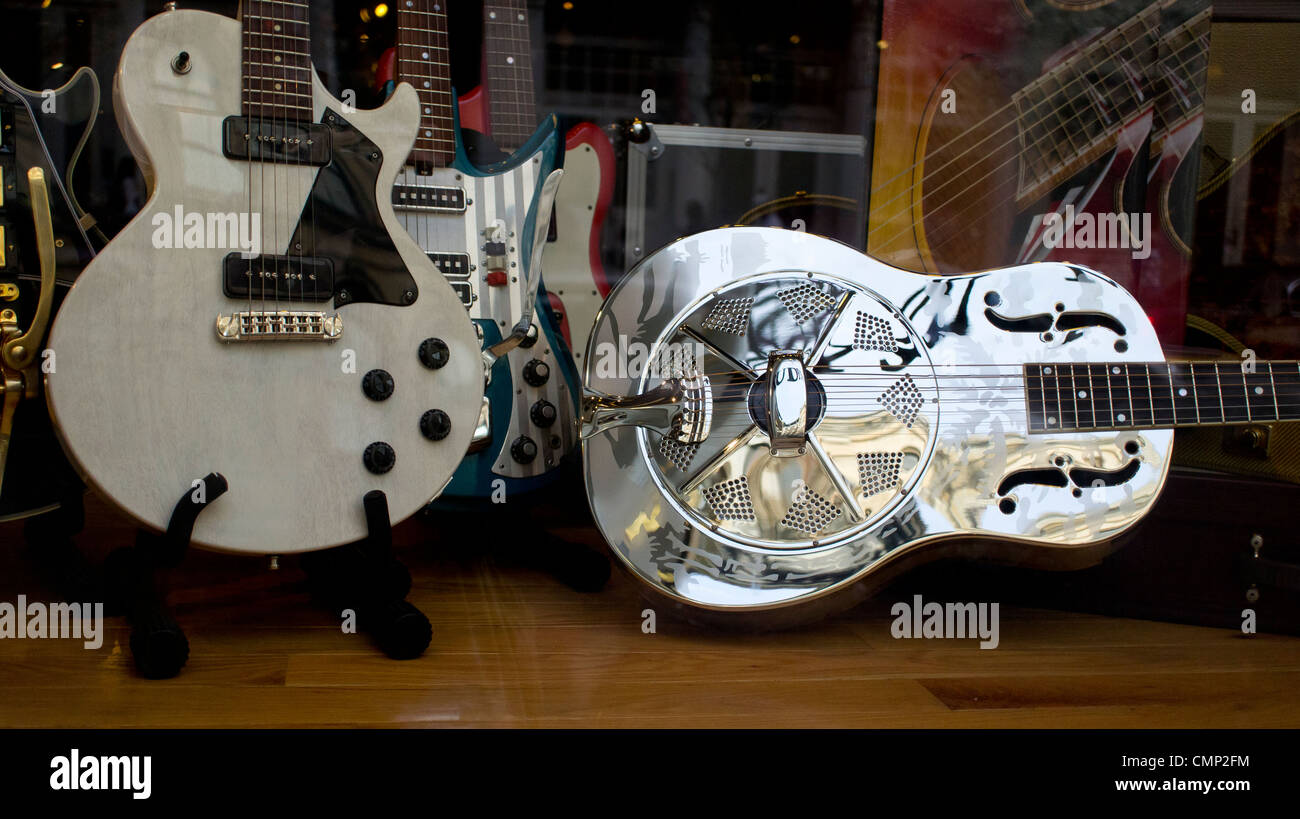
[510,435,538,464]
[530,400,557,428]
[521,359,550,387]
[419,409,452,441]
[363,441,396,474]
[418,337,450,369]
[362,369,395,401]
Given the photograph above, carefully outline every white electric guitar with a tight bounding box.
[45,2,483,553]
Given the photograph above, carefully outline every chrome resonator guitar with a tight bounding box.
[45,3,483,553]
[581,227,1300,623]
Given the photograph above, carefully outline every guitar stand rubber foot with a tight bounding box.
[128,603,190,680]
[513,531,611,593]
[302,490,432,660]
[107,472,227,679]
[363,599,432,660]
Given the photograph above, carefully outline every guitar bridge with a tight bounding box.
[215,310,343,342]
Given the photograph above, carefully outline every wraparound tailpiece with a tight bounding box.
[581,373,713,443]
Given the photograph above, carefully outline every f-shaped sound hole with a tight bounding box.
[984,308,1126,337]
[997,458,1140,496]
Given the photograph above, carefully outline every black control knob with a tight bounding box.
[362,369,395,401]
[418,337,450,369]
[519,323,540,349]
[419,409,452,441]
[363,442,396,474]
[510,435,538,464]
[521,359,550,387]
[530,400,557,428]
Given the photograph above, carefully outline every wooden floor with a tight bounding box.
[1,493,1298,729]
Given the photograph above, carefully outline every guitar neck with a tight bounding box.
[1012,0,1168,203]
[482,0,537,153]
[1025,361,1300,433]
[1151,6,1211,141]
[242,0,314,121]
[395,0,455,167]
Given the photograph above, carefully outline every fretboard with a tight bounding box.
[1011,0,1164,204]
[396,0,455,167]
[1152,7,1210,141]
[1025,361,1300,433]
[482,0,537,153]
[242,0,313,121]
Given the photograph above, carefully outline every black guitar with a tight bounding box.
[0,65,101,520]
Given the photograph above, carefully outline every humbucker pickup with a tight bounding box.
[222,117,331,166]
[428,252,472,307]
[215,310,342,341]
[223,253,334,301]
[392,184,466,212]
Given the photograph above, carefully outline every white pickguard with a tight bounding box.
[44,9,483,554]
[394,156,578,481]
[546,137,605,369]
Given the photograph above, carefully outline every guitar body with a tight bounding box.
[45,10,483,553]
[383,86,581,496]
[458,87,619,353]
[0,66,100,520]
[584,227,1174,623]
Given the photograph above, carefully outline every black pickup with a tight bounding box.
[223,253,334,301]
[392,184,466,212]
[222,116,331,166]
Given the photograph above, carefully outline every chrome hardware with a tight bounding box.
[467,396,492,454]
[0,168,58,498]
[582,373,712,442]
[215,311,343,341]
[767,351,808,457]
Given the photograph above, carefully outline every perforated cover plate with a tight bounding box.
[853,311,898,352]
[701,297,754,335]
[777,283,836,323]
[858,452,903,496]
[702,476,757,521]
[880,374,924,427]
[780,486,843,534]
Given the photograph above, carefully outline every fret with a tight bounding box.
[1069,364,1094,430]
[1215,361,1250,422]
[1190,362,1224,424]
[1147,363,1176,427]
[1026,364,1047,432]
[1126,363,1152,427]
[1087,364,1113,428]
[396,0,455,166]
[1050,364,1074,431]
[1274,363,1300,422]
[1245,363,1277,421]
[242,0,313,121]
[1111,363,1134,427]
[1168,362,1197,424]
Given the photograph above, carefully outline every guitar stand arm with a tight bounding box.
[301,490,432,660]
[106,471,228,679]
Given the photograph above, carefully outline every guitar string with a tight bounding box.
[864,5,1203,227]
[867,30,1208,257]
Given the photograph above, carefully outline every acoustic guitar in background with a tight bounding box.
[867,0,1210,345]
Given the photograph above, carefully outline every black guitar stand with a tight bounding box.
[300,490,432,660]
[102,472,228,679]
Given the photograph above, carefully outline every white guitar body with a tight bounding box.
[45,10,483,554]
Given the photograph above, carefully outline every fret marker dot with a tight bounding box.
[489,11,496,18]
[1048,416,1057,426]
[1117,413,1127,423]
[274,56,282,63]
[1044,367,1052,374]
[424,107,431,114]
[507,57,515,65]
[274,24,281,32]
[1078,390,1087,398]
[425,130,432,137]
[1112,366,1121,375]
[424,81,431,88]
[1178,388,1188,397]
[422,52,429,59]
[1255,386,1264,395]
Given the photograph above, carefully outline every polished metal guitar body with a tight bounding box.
[583,227,1173,621]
